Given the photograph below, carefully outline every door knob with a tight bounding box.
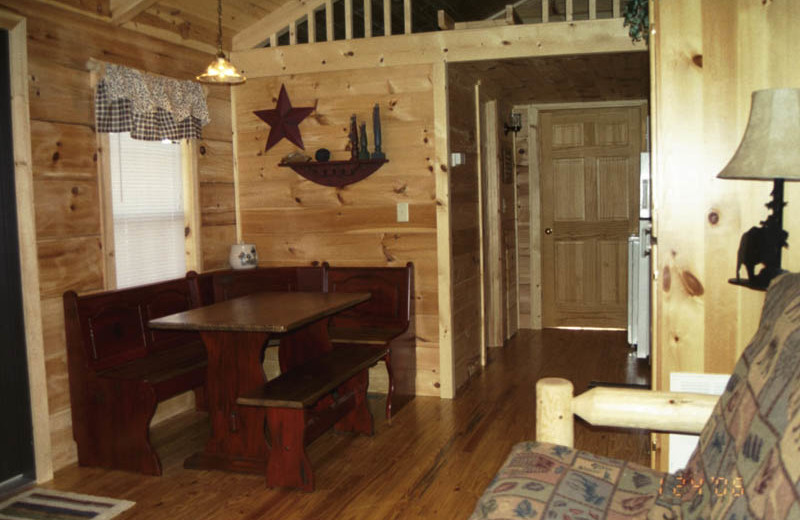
[544,228,553,235]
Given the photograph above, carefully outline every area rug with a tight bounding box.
[0,488,134,520]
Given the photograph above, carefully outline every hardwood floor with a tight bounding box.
[46,329,650,519]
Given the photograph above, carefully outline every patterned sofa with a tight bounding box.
[469,272,800,519]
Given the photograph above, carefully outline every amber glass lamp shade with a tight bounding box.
[196,0,246,85]
[197,52,246,85]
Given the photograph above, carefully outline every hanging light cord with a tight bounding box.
[216,0,224,56]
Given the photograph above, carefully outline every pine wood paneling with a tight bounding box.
[40,297,66,360]
[650,0,800,469]
[201,224,237,270]
[241,205,436,234]
[33,178,101,238]
[235,64,438,396]
[514,106,532,327]
[21,0,212,77]
[203,96,232,142]
[37,236,104,298]
[48,409,77,472]
[200,183,236,226]
[447,67,482,390]
[197,139,234,182]
[233,19,642,77]
[31,121,97,179]
[28,60,93,126]
[4,0,236,471]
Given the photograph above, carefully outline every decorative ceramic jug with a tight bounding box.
[229,243,258,270]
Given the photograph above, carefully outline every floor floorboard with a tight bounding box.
[45,329,651,519]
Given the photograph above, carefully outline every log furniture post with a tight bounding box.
[535,378,718,447]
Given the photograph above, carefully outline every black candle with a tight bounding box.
[349,114,359,160]
[372,103,385,159]
[359,122,370,160]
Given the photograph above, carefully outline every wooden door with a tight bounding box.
[539,106,642,328]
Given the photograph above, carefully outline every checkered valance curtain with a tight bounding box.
[95,64,210,141]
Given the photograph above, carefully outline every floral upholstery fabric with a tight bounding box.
[470,273,800,520]
[469,442,667,519]
[663,272,800,519]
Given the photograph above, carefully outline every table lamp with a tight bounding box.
[718,88,800,290]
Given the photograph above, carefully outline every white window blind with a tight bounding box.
[108,133,186,288]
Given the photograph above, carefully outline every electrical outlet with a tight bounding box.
[397,202,409,222]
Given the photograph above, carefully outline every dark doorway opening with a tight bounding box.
[0,28,36,493]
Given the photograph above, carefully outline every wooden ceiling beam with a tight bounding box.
[233,0,327,51]
[110,0,161,26]
[233,18,644,77]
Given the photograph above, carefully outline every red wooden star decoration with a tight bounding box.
[254,84,315,152]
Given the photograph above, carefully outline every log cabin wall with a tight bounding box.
[446,66,483,388]
[650,0,800,469]
[445,63,519,391]
[1,0,236,471]
[513,106,533,328]
[233,65,440,397]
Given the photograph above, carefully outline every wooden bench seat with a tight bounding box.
[237,345,388,491]
[327,263,413,420]
[327,326,405,345]
[63,274,207,476]
[97,341,206,393]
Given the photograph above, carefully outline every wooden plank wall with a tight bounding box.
[233,64,440,396]
[500,106,518,340]
[650,0,800,469]
[513,106,532,328]
[447,67,482,389]
[2,0,235,471]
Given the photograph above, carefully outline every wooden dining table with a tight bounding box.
[148,290,370,474]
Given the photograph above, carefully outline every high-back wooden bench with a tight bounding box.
[63,274,207,475]
[210,264,329,303]
[326,263,413,420]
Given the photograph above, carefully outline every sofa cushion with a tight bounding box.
[665,272,800,519]
[469,441,669,520]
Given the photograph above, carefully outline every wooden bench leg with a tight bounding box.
[82,380,162,475]
[334,370,373,435]
[384,351,394,422]
[265,407,314,492]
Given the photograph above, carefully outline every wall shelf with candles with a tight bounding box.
[278,158,388,188]
[279,103,388,188]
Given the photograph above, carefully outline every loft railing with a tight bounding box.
[243,0,625,50]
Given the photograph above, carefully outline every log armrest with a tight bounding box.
[535,377,718,448]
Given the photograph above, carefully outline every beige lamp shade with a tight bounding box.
[718,88,800,181]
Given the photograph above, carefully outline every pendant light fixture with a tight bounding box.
[197,0,245,84]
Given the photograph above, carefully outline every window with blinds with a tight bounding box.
[108,133,186,288]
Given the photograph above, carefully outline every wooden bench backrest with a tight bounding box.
[64,276,199,372]
[327,263,413,331]
[211,265,329,302]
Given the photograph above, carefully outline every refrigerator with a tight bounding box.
[627,152,652,360]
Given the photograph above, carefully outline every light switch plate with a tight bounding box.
[397,202,409,222]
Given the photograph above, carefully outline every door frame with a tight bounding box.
[0,9,53,483]
[527,100,648,329]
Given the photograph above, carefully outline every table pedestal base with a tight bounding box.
[184,452,266,474]
[186,330,271,473]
